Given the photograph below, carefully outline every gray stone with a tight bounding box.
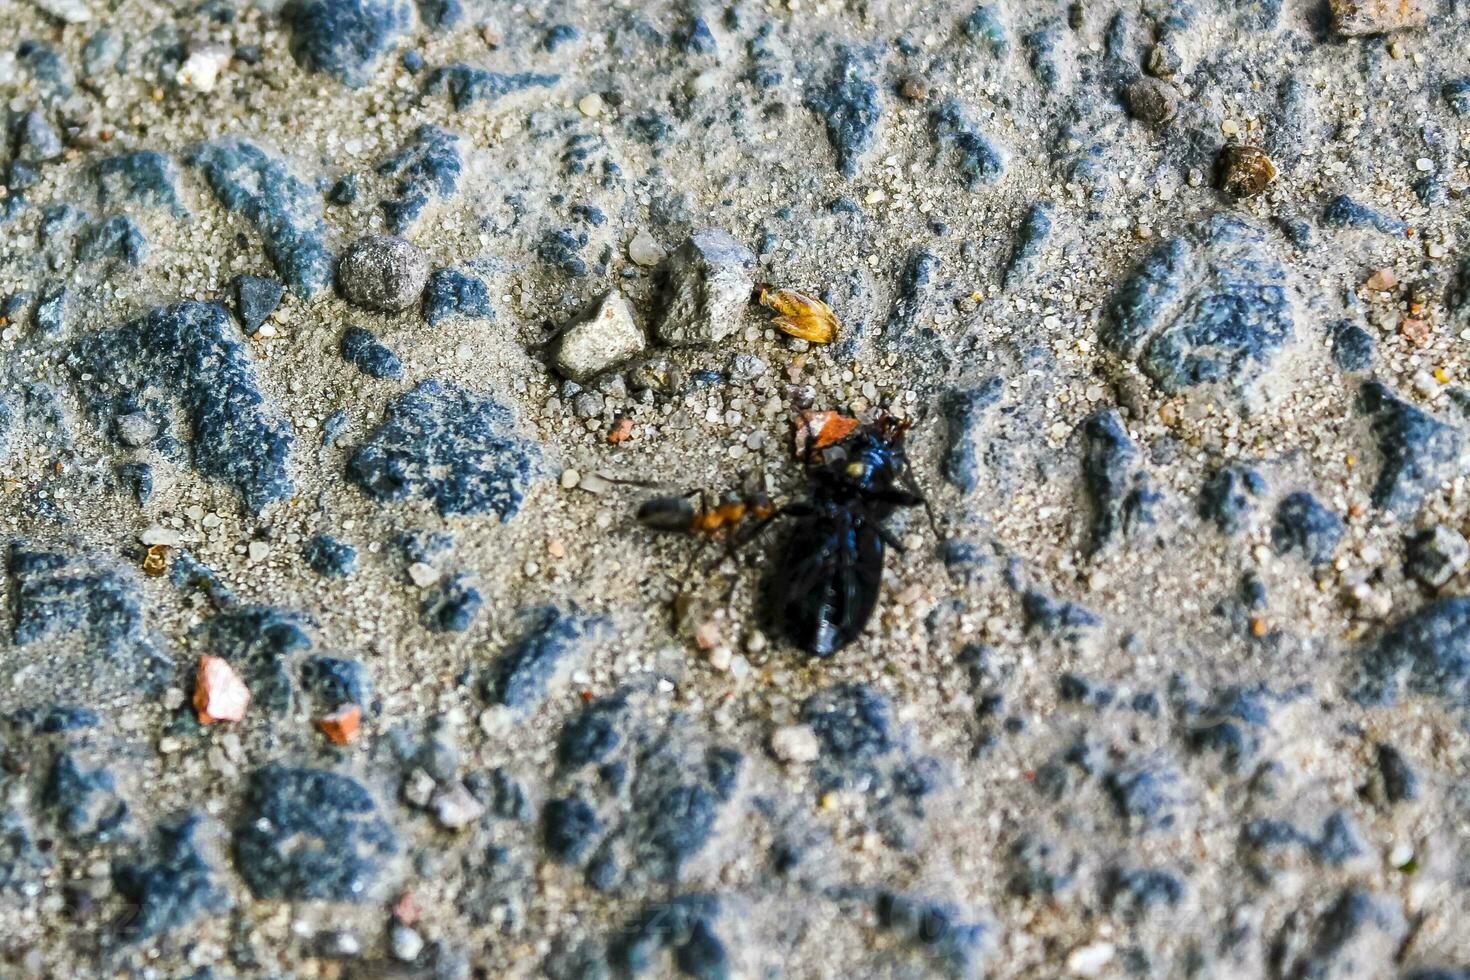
[14,111,63,163]
[652,229,754,347]
[1405,524,1469,588]
[114,412,159,447]
[551,291,647,382]
[336,235,430,312]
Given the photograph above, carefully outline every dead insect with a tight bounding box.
[1216,145,1277,201]
[637,487,778,539]
[637,411,935,657]
[755,285,839,344]
[142,544,169,577]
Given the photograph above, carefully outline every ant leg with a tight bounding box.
[669,534,714,629]
[899,457,947,546]
[871,520,905,553]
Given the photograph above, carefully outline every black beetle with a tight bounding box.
[770,412,924,655]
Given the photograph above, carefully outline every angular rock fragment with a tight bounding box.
[1322,194,1406,235]
[552,291,646,382]
[302,534,357,578]
[43,751,129,840]
[422,268,493,325]
[1080,409,1142,552]
[876,891,994,977]
[78,215,147,266]
[193,655,251,724]
[1276,890,1406,980]
[652,230,754,346]
[941,378,1005,493]
[931,99,1005,188]
[1359,381,1464,521]
[69,301,294,511]
[1357,597,1470,704]
[233,765,397,901]
[1271,492,1343,566]
[1104,216,1293,399]
[7,542,152,658]
[282,0,411,87]
[340,325,403,379]
[234,274,284,333]
[92,151,184,214]
[484,606,603,710]
[188,139,334,297]
[348,380,539,518]
[1405,524,1469,588]
[1199,465,1266,536]
[419,573,482,632]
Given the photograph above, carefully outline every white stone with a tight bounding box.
[770,724,820,763]
[177,45,230,93]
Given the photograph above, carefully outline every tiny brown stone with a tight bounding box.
[1217,145,1278,200]
[1399,317,1432,345]
[898,74,930,101]
[1365,268,1398,291]
[1125,77,1179,127]
[142,544,168,577]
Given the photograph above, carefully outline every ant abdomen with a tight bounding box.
[636,496,696,531]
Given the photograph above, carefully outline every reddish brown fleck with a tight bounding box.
[393,891,420,926]
[194,656,251,724]
[1399,317,1432,346]
[607,417,634,444]
[1365,268,1397,291]
[794,410,860,458]
[317,703,362,744]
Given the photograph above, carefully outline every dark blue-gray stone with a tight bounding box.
[484,606,601,709]
[425,63,559,110]
[232,765,397,900]
[78,215,147,266]
[35,286,66,337]
[7,541,150,659]
[302,534,357,577]
[13,110,62,163]
[348,379,538,518]
[282,0,411,87]
[1198,465,1266,536]
[931,99,1005,188]
[1081,409,1140,551]
[235,274,284,332]
[113,813,228,941]
[416,0,462,29]
[801,684,894,761]
[875,891,992,976]
[964,5,1008,54]
[1322,195,1406,235]
[1005,202,1053,286]
[1271,491,1343,566]
[1359,381,1463,521]
[942,378,1005,492]
[542,796,601,863]
[69,301,294,511]
[43,752,128,841]
[1357,598,1470,705]
[187,139,333,297]
[804,48,881,177]
[376,124,462,233]
[419,573,482,632]
[1328,319,1374,372]
[1104,216,1293,396]
[423,268,494,325]
[93,151,185,214]
[301,655,371,707]
[339,325,403,379]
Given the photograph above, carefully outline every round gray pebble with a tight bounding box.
[336,235,431,313]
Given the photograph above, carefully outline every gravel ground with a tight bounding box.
[2,0,1470,977]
